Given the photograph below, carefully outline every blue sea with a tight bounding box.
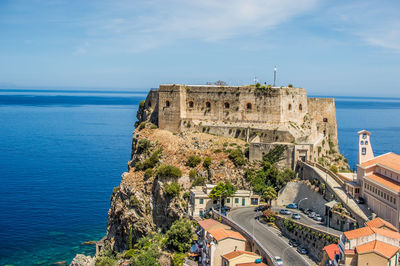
[0,90,400,265]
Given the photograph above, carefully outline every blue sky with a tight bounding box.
[0,0,399,96]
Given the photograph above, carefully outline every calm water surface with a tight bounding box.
[0,90,400,265]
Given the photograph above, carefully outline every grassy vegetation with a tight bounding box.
[164,182,181,197]
[186,155,201,168]
[156,165,182,179]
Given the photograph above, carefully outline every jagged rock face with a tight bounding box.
[69,254,95,266]
[105,125,252,252]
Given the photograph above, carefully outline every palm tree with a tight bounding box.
[263,186,277,208]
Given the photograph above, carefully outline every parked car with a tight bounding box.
[313,214,322,222]
[292,213,301,220]
[357,197,365,204]
[304,208,312,215]
[274,256,283,266]
[297,247,308,255]
[289,239,298,247]
[222,206,231,212]
[254,205,265,212]
[308,211,316,218]
[280,209,292,215]
[286,203,298,209]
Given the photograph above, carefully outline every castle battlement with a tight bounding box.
[139,84,339,168]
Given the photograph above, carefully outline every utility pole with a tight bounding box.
[273,66,277,87]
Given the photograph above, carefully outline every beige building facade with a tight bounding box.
[189,184,260,218]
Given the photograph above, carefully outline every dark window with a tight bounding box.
[288,104,292,110]
[165,101,170,107]
[206,101,211,108]
[362,133,367,139]
[362,147,366,155]
[361,141,364,145]
[226,198,230,203]
[188,101,194,108]
[199,198,203,204]
[246,103,252,110]
[355,188,359,193]
[235,198,239,204]
[299,104,303,111]
[365,141,368,145]
[323,118,328,122]
[224,102,230,109]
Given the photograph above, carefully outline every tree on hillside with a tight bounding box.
[166,219,194,253]
[263,145,287,164]
[263,186,277,207]
[208,181,237,201]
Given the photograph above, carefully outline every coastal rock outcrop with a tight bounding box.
[69,254,94,266]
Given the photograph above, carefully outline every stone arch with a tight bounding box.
[205,101,211,108]
[299,104,303,111]
[288,103,292,110]
[188,101,194,108]
[224,102,230,109]
[246,102,252,110]
[165,100,170,107]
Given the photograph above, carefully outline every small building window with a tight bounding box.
[226,198,230,203]
[362,133,367,139]
[246,103,252,110]
[365,141,368,145]
[288,104,292,110]
[165,100,170,107]
[205,101,211,108]
[362,147,366,155]
[199,198,204,204]
[224,102,230,109]
[361,141,364,145]
[188,101,194,108]
[299,104,303,111]
[235,198,239,204]
[323,118,328,122]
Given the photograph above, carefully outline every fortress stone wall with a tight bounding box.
[140,84,339,169]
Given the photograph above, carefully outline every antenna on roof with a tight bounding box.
[273,66,277,87]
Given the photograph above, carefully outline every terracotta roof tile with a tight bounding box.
[208,228,246,241]
[356,240,399,259]
[362,152,400,172]
[198,219,220,230]
[222,250,259,260]
[366,217,398,232]
[323,244,339,260]
[236,263,267,266]
[343,227,375,240]
[365,173,400,192]
[372,227,400,239]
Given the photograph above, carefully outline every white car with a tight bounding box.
[314,214,323,222]
[274,256,283,266]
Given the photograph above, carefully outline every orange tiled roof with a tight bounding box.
[208,228,246,242]
[366,217,398,232]
[236,263,267,266]
[362,152,400,172]
[222,250,259,260]
[323,244,339,261]
[372,227,400,239]
[365,173,400,192]
[356,240,399,259]
[198,219,220,230]
[344,227,375,240]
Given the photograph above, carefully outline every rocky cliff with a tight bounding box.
[105,122,253,252]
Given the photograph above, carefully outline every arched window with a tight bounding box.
[361,141,364,145]
[299,104,303,111]
[288,104,292,110]
[165,101,170,107]
[224,102,230,109]
[323,118,328,122]
[246,103,252,110]
[188,101,194,108]
[365,141,368,145]
[205,101,211,108]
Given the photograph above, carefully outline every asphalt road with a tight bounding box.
[228,207,313,266]
[272,207,341,236]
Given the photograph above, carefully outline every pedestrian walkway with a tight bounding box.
[304,162,370,222]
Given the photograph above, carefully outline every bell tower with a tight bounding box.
[358,130,374,164]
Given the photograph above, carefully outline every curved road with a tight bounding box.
[228,207,312,266]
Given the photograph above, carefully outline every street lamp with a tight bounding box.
[298,197,308,210]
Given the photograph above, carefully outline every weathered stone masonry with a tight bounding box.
[140,84,339,169]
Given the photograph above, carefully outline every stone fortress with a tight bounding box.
[139,84,339,169]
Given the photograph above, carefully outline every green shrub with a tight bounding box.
[172,253,186,266]
[288,84,293,88]
[214,149,222,153]
[164,182,181,197]
[189,169,197,179]
[255,82,261,88]
[330,165,338,173]
[139,100,145,108]
[150,124,158,129]
[138,122,146,130]
[137,138,151,154]
[183,192,190,200]
[166,219,193,252]
[228,149,245,166]
[192,176,205,186]
[144,168,154,180]
[130,195,140,208]
[223,142,228,147]
[124,248,136,258]
[219,160,225,166]
[186,155,201,168]
[203,157,212,168]
[113,186,119,194]
[136,148,162,171]
[157,165,182,179]
[95,256,116,266]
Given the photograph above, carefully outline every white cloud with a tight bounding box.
[77,0,320,52]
